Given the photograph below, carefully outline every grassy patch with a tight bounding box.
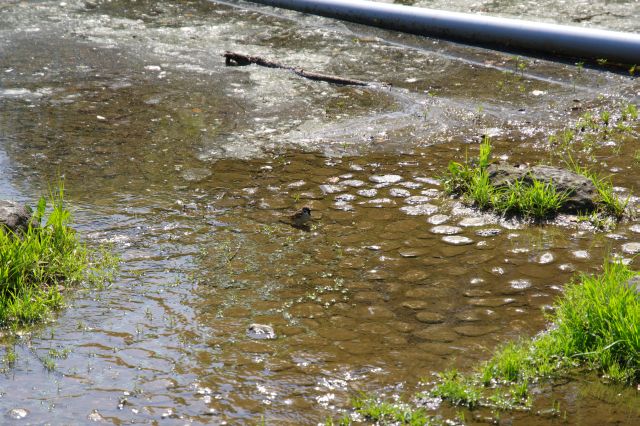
[426,260,639,411]
[443,138,630,221]
[430,370,480,408]
[350,394,439,425]
[564,155,629,219]
[442,138,570,220]
[0,184,118,327]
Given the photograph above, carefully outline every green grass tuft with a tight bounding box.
[430,370,480,408]
[0,183,118,327]
[426,260,639,412]
[351,394,435,425]
[442,138,571,220]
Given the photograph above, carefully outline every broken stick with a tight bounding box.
[223,51,372,86]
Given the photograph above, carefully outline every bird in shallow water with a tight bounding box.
[281,207,312,228]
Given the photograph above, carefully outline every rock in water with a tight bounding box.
[0,200,33,233]
[247,323,276,340]
[486,163,598,213]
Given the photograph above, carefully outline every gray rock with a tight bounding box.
[247,323,276,340]
[7,408,28,420]
[0,200,33,233]
[486,163,598,213]
[624,276,640,294]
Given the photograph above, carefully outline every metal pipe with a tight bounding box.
[244,0,640,64]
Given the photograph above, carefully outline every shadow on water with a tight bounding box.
[0,0,639,424]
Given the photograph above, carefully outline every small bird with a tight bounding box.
[281,207,312,228]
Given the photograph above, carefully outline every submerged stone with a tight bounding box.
[621,242,640,254]
[416,311,445,324]
[475,228,501,237]
[400,204,437,216]
[7,408,28,420]
[369,174,403,184]
[247,323,277,340]
[442,235,473,245]
[430,225,462,235]
[428,214,449,225]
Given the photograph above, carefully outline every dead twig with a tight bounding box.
[223,50,372,86]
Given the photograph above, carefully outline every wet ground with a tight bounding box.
[0,0,639,424]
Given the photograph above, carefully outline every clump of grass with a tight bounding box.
[430,370,480,408]
[351,394,434,425]
[565,155,629,219]
[548,260,639,382]
[426,260,639,411]
[491,178,569,219]
[0,184,117,327]
[442,137,569,220]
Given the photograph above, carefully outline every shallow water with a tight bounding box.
[1,0,639,424]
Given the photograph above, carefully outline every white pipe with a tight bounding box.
[244,0,640,64]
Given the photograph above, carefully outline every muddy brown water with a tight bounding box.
[1,0,639,424]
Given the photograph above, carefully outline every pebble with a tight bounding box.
[389,188,411,197]
[400,204,438,216]
[428,214,449,225]
[87,410,104,422]
[416,311,445,324]
[458,217,488,227]
[369,174,403,184]
[475,228,501,237]
[342,179,366,187]
[537,252,554,264]
[414,177,441,186]
[8,408,28,420]
[404,195,433,205]
[621,242,640,254]
[420,188,440,197]
[442,235,473,245]
[572,250,590,259]
[630,224,640,233]
[357,188,378,197]
[509,279,532,290]
[430,225,462,235]
[400,181,422,189]
[247,323,277,340]
[319,184,345,194]
[334,194,356,202]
